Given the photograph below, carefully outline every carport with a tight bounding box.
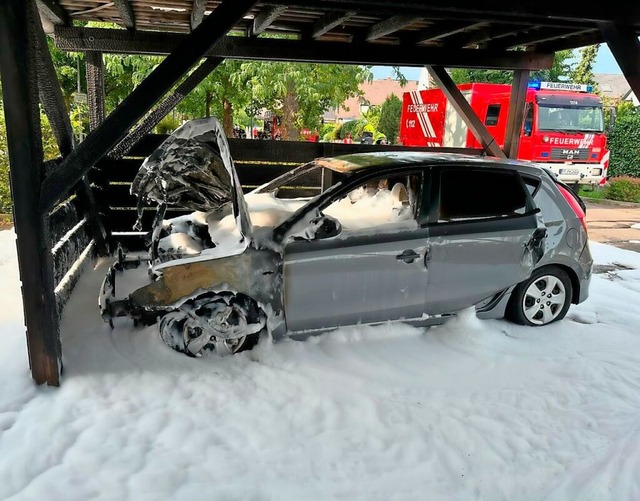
[0,0,638,385]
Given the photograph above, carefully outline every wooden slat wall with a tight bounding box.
[48,196,94,314]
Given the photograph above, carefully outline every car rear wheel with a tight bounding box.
[507,266,573,326]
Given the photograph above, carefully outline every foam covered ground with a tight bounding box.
[1,229,640,500]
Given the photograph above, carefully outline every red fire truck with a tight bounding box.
[399,81,609,186]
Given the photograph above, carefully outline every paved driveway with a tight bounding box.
[585,199,640,252]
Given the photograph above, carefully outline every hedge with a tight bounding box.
[608,112,640,178]
[606,176,640,203]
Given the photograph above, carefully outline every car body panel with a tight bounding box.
[284,227,430,331]
[103,123,592,346]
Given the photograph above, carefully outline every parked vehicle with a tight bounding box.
[100,118,592,357]
[399,81,609,186]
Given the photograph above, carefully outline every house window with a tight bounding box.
[485,104,501,126]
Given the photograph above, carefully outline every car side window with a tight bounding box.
[437,168,530,223]
[322,173,422,232]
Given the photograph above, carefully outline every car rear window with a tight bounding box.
[438,169,529,222]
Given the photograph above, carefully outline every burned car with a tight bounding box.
[100,117,592,357]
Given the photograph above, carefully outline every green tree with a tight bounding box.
[240,62,371,140]
[572,45,599,86]
[178,60,250,136]
[378,94,402,144]
[451,50,575,84]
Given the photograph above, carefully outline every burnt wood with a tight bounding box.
[113,0,135,30]
[191,0,207,30]
[503,69,530,159]
[252,5,287,35]
[311,11,357,38]
[365,15,415,41]
[0,0,61,386]
[426,65,506,159]
[40,0,257,214]
[53,27,555,70]
[110,57,224,159]
[487,28,596,50]
[405,21,487,45]
[86,51,106,131]
[36,0,68,25]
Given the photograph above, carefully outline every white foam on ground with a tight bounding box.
[1,229,640,500]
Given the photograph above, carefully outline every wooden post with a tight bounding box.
[504,69,530,158]
[86,51,106,132]
[426,65,506,158]
[0,0,61,385]
[40,0,257,213]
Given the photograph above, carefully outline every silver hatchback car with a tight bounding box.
[100,118,592,356]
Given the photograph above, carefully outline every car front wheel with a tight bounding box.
[508,266,573,326]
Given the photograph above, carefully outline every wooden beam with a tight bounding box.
[86,52,106,132]
[487,28,595,50]
[252,5,286,35]
[277,0,640,26]
[191,0,207,30]
[535,31,605,52]
[33,7,109,254]
[54,27,555,70]
[443,24,527,48]
[599,22,640,104]
[111,57,224,159]
[504,69,530,158]
[426,65,506,158]
[36,0,68,25]
[0,0,61,386]
[311,11,356,38]
[366,15,415,41]
[40,0,257,213]
[113,0,135,30]
[407,21,486,45]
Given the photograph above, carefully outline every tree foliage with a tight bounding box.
[451,50,576,85]
[235,61,371,140]
[378,94,402,144]
[572,45,599,86]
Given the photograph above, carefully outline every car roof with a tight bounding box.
[314,151,535,175]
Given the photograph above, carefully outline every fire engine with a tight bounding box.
[399,81,609,185]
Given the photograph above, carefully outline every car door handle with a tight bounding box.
[396,249,420,264]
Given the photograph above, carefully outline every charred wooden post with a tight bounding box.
[40,0,257,214]
[504,69,530,159]
[86,51,106,131]
[426,65,506,158]
[111,57,224,159]
[0,0,61,385]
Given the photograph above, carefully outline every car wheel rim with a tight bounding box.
[522,275,566,325]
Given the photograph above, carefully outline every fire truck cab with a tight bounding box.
[399,81,608,186]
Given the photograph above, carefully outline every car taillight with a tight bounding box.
[558,184,587,235]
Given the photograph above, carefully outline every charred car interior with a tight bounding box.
[99,117,592,357]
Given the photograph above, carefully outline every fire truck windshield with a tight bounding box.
[537,105,604,133]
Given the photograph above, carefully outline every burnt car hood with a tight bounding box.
[131,117,253,241]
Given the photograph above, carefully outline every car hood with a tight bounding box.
[131,117,253,241]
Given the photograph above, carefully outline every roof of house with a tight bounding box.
[593,74,632,100]
[334,78,419,121]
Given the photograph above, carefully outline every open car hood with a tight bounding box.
[131,117,252,241]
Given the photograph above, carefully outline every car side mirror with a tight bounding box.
[312,214,342,239]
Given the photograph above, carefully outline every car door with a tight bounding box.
[283,170,430,332]
[423,166,545,315]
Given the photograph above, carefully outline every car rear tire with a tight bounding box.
[507,266,573,326]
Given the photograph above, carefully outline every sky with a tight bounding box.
[372,45,622,81]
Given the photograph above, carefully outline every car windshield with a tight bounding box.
[537,105,604,133]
